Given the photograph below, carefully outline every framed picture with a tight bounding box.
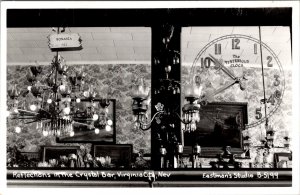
[57,99,116,143]
[41,146,79,162]
[184,102,248,157]
[274,152,292,168]
[92,144,132,168]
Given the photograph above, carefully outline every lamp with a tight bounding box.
[132,78,152,130]
[131,24,202,132]
[182,77,202,132]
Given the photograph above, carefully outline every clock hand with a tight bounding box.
[209,54,237,80]
[199,73,247,105]
[212,80,238,95]
[200,79,237,103]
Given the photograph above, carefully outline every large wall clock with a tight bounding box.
[191,33,285,129]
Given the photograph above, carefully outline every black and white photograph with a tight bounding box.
[1,1,299,194]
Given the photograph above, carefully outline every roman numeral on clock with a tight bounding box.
[215,43,221,55]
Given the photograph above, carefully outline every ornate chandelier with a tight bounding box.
[7,29,113,137]
[131,76,202,132]
[131,24,202,132]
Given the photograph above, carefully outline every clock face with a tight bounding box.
[190,33,286,129]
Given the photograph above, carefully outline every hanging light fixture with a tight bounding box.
[131,75,202,131]
[7,28,113,137]
[131,24,202,132]
[8,55,113,137]
[7,54,73,137]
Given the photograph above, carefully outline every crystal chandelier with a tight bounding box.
[7,37,112,137]
[131,76,202,131]
[131,24,202,132]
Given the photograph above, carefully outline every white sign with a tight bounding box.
[48,33,82,51]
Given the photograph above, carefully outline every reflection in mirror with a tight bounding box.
[181,26,292,159]
[6,27,151,168]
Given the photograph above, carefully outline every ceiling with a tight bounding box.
[7,26,291,68]
[181,26,291,68]
[7,27,151,65]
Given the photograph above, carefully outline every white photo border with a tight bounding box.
[1,1,299,195]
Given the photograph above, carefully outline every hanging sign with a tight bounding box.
[48,33,82,51]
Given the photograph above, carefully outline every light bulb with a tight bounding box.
[92,114,99,121]
[69,124,74,132]
[191,123,196,131]
[29,104,37,111]
[165,65,171,73]
[76,98,81,103]
[133,115,138,122]
[63,107,71,115]
[138,85,144,95]
[59,85,66,91]
[13,108,19,114]
[70,131,74,137]
[199,86,203,96]
[105,125,112,132]
[95,128,100,134]
[15,126,21,133]
[47,99,52,104]
[83,91,89,98]
[27,86,32,91]
[107,119,113,126]
[36,122,43,130]
[133,121,139,131]
[43,130,48,136]
[196,114,200,122]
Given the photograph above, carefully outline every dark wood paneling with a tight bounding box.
[7,8,292,28]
